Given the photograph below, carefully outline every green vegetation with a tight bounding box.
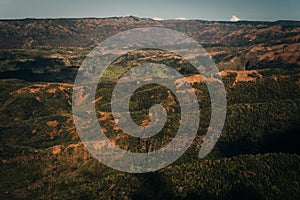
[0,65,299,199]
[0,17,299,198]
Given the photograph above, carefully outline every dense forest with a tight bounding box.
[0,17,299,199]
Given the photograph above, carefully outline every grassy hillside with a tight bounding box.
[0,17,299,199]
[0,67,299,199]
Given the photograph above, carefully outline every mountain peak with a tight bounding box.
[231,15,241,22]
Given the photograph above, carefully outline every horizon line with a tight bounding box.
[0,15,299,22]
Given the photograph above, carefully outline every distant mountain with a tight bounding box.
[0,16,299,49]
[0,16,299,74]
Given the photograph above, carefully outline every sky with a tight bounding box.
[0,0,299,21]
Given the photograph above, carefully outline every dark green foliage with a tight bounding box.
[160,153,300,200]
[0,65,300,199]
[0,17,299,199]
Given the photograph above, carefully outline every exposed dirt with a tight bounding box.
[47,120,59,127]
[47,88,57,93]
[98,111,112,121]
[47,120,59,139]
[52,145,61,154]
[220,70,262,86]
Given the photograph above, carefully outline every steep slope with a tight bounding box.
[0,17,299,48]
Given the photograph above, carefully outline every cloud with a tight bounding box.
[175,17,187,20]
[231,15,241,22]
[152,17,164,21]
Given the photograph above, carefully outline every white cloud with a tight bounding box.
[152,17,164,21]
[231,15,241,22]
[175,17,187,20]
